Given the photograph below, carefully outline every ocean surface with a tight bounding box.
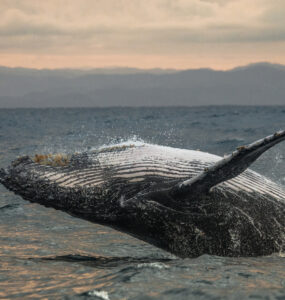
[0,106,285,299]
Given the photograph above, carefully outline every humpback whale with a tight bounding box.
[0,131,285,258]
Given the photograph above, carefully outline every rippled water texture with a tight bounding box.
[0,107,285,299]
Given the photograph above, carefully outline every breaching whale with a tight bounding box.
[0,131,285,258]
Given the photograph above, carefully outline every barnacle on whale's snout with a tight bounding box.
[33,153,71,167]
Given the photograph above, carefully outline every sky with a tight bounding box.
[1,0,285,70]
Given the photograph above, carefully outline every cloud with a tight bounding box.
[199,0,236,6]
[0,0,285,68]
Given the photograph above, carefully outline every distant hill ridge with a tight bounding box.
[0,62,284,107]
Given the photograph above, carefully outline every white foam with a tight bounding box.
[137,262,170,269]
[86,290,110,300]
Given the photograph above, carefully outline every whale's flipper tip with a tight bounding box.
[173,130,285,198]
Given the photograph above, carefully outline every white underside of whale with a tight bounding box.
[30,143,285,201]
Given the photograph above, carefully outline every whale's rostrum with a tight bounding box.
[0,131,285,258]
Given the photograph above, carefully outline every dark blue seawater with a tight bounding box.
[0,106,285,299]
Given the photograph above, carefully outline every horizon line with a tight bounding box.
[1,104,285,110]
[0,61,284,72]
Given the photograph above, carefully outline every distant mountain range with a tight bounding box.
[0,62,284,107]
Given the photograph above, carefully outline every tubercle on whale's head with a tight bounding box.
[33,153,71,167]
[11,155,32,167]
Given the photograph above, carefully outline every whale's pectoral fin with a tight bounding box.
[171,130,285,199]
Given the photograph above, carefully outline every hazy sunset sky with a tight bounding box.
[1,0,285,70]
